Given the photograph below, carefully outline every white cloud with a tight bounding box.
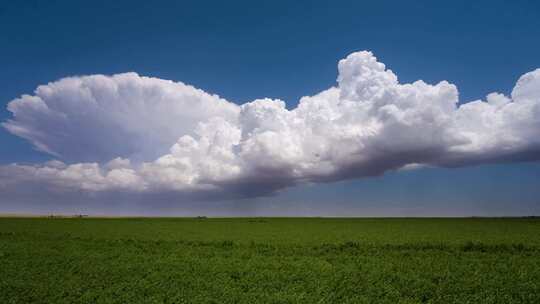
[2,51,540,199]
[3,73,239,163]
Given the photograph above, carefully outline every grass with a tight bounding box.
[1,217,539,303]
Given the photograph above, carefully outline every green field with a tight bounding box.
[1,217,539,303]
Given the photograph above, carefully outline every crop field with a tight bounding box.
[1,217,539,303]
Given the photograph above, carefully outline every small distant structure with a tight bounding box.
[46,214,88,219]
[196,216,207,220]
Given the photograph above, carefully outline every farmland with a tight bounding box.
[1,217,539,303]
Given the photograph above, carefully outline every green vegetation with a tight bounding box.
[1,217,539,303]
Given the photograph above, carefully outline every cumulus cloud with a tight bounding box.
[2,51,540,200]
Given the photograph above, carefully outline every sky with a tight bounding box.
[1,0,539,216]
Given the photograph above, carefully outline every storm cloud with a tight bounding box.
[2,51,540,200]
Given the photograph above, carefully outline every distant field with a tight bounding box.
[1,217,539,303]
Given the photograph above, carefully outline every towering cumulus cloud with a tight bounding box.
[2,51,540,200]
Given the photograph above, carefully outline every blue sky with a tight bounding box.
[1,0,539,216]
